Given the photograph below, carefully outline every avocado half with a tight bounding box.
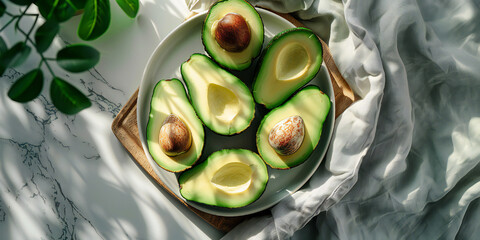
[202,0,264,70]
[253,27,323,109]
[146,79,205,172]
[257,86,331,169]
[179,149,268,208]
[181,53,255,135]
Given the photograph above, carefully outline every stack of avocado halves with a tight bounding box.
[146,0,331,209]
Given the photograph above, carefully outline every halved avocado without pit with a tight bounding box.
[181,53,255,135]
[146,79,205,172]
[202,0,264,70]
[179,149,268,208]
[257,86,331,169]
[253,27,323,109]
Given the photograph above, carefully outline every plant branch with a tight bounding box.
[17,27,55,77]
[14,4,32,30]
[5,4,55,77]
[0,16,18,32]
[1,10,39,33]
[25,14,39,39]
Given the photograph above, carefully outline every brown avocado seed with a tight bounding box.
[268,115,305,155]
[214,13,251,52]
[159,114,192,156]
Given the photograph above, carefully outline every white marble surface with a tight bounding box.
[0,1,225,239]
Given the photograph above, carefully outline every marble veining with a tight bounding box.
[0,60,219,240]
[0,2,224,239]
[0,66,118,239]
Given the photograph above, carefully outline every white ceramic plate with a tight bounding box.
[137,9,335,217]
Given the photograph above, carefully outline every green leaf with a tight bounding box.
[66,0,86,10]
[35,21,59,53]
[53,1,76,22]
[36,0,55,20]
[78,0,111,41]
[10,43,31,67]
[56,44,100,72]
[35,0,51,19]
[0,42,31,75]
[8,69,44,103]
[0,37,7,55]
[36,0,76,22]
[116,0,139,18]
[50,77,91,114]
[9,0,33,6]
[0,1,6,17]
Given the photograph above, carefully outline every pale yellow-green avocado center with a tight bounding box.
[257,87,330,169]
[276,43,311,81]
[211,162,253,194]
[181,53,254,135]
[147,79,204,172]
[203,0,264,70]
[179,149,268,208]
[208,13,257,65]
[207,84,240,123]
[253,28,323,109]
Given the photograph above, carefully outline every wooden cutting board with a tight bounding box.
[111,10,357,233]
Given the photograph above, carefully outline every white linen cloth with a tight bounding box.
[186,0,480,239]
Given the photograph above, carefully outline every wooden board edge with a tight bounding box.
[111,9,358,233]
[111,91,251,233]
[268,10,358,118]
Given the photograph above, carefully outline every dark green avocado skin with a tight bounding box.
[256,85,331,169]
[178,149,269,208]
[180,53,255,136]
[253,27,323,109]
[202,0,264,71]
[146,78,205,172]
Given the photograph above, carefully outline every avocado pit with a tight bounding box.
[214,13,251,52]
[268,115,305,155]
[159,114,192,156]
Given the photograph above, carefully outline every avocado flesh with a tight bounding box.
[203,0,264,70]
[253,27,323,109]
[146,79,205,172]
[181,53,255,135]
[179,149,268,208]
[257,86,330,169]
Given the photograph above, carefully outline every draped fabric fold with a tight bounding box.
[185,0,480,239]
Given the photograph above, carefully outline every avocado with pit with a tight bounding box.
[181,53,255,135]
[202,0,264,70]
[257,86,330,169]
[253,27,323,109]
[179,149,268,208]
[146,79,205,172]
